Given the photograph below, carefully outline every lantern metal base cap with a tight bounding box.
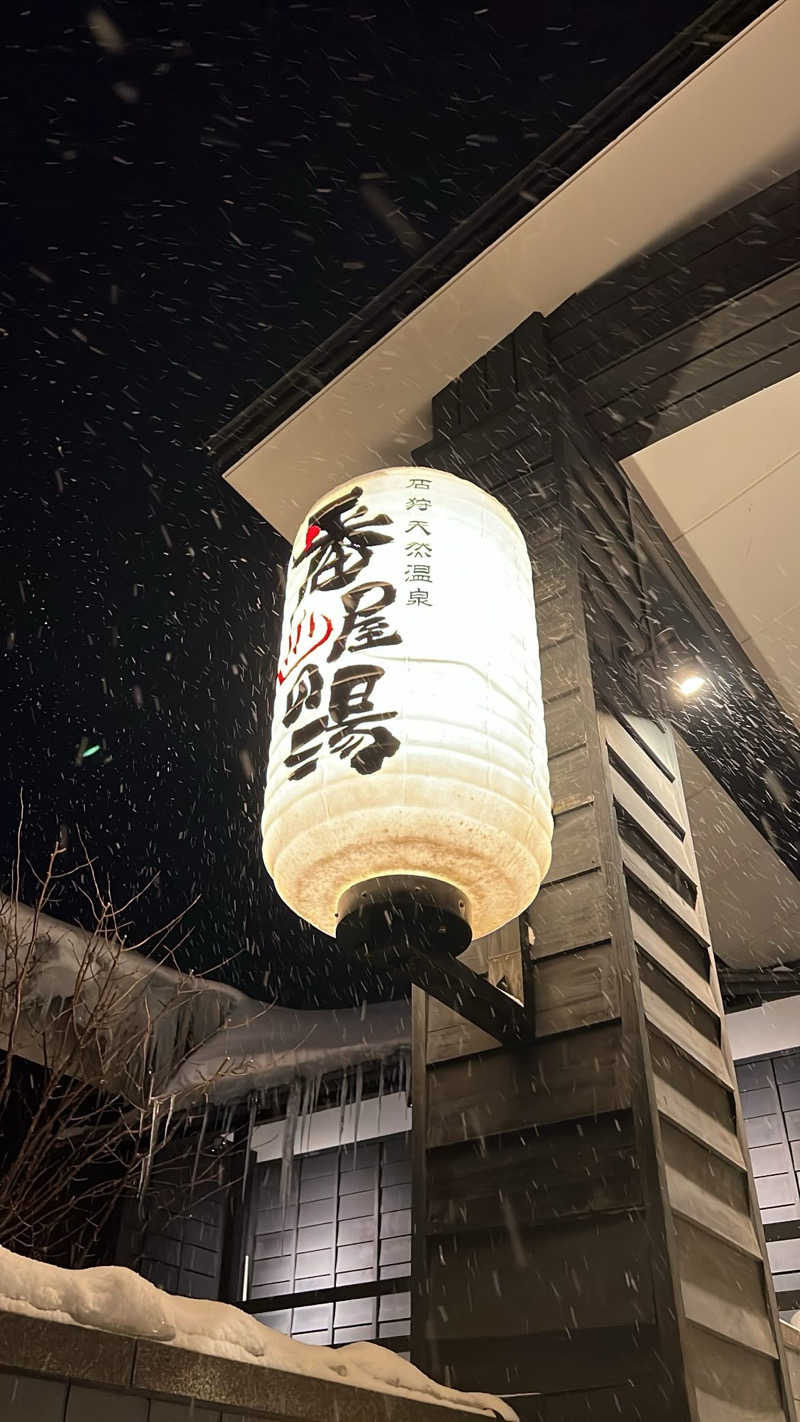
[335,875,533,1047]
[336,874,472,959]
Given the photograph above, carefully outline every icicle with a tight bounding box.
[352,1062,363,1168]
[280,1078,302,1219]
[307,1069,322,1137]
[298,1070,322,1154]
[135,1106,147,1221]
[298,1076,313,1156]
[162,1092,175,1146]
[150,999,179,1096]
[241,1091,258,1202]
[143,1016,155,1080]
[377,1058,385,1138]
[138,1097,161,1205]
[337,1069,349,1155]
[189,1099,210,1200]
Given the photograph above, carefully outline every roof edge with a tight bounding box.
[210,0,768,475]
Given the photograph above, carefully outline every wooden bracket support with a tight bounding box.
[402,946,534,1045]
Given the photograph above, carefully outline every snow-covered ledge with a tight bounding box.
[0,1247,515,1421]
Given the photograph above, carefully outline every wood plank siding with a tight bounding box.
[548,173,800,461]
[410,275,798,1415]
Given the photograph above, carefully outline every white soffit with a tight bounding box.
[622,371,800,728]
[727,994,800,1059]
[225,0,800,541]
[675,734,800,970]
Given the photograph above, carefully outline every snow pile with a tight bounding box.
[0,1246,516,1419]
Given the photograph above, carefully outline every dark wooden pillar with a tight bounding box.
[410,327,796,1421]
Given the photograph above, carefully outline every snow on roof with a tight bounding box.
[0,1245,515,1419]
[162,995,410,1103]
[2,897,411,1105]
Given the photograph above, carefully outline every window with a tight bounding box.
[737,1051,800,1317]
[245,1133,411,1348]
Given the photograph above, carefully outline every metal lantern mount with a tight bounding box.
[262,467,553,1044]
[335,874,533,1044]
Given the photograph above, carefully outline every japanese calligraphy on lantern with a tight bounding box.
[405,475,433,606]
[274,482,404,782]
[262,467,553,941]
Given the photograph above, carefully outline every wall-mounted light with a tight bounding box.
[674,664,707,699]
[655,629,708,703]
[261,467,553,1042]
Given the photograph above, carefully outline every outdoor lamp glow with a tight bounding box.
[261,467,553,954]
[656,629,708,702]
[671,652,707,699]
[676,670,706,698]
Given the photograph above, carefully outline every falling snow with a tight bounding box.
[0,0,726,1007]
[2,11,792,1398]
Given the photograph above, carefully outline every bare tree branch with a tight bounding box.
[0,819,252,1266]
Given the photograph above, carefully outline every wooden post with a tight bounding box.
[410,366,796,1420]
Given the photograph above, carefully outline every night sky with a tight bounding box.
[1,0,745,1006]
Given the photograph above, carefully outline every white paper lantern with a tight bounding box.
[262,467,552,941]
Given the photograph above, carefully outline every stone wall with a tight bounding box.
[0,1308,483,1422]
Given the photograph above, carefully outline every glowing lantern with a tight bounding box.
[262,467,552,957]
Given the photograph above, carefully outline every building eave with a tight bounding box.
[211,0,800,542]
